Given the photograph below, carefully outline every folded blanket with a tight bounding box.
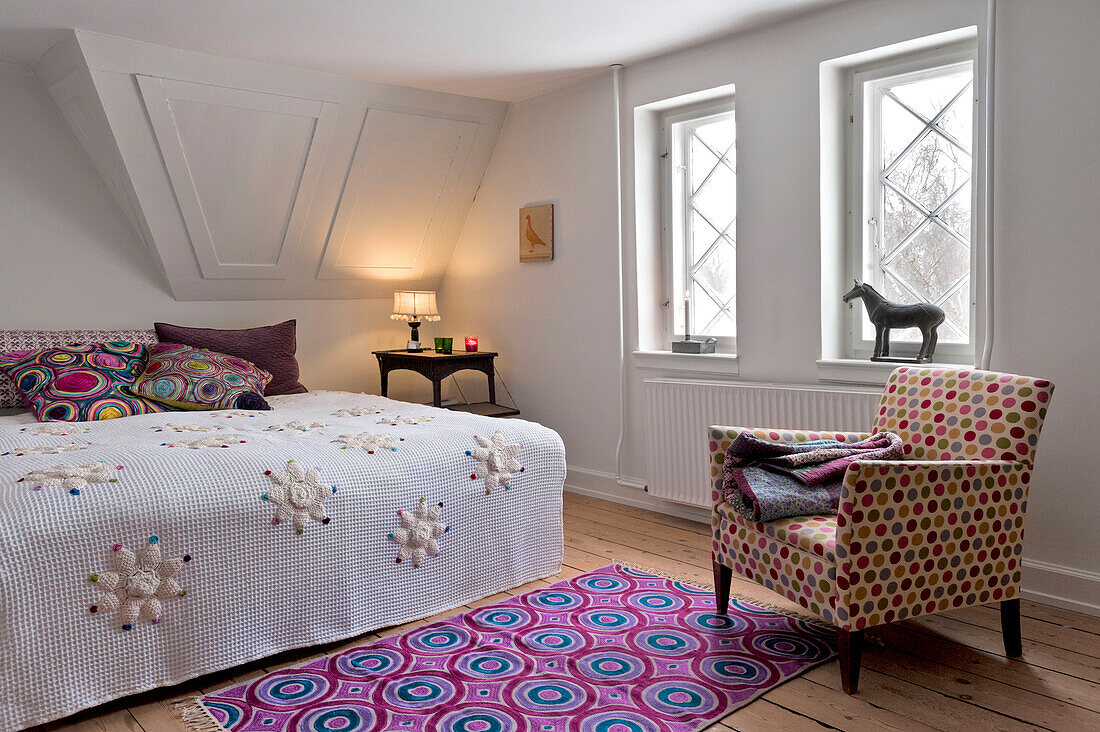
[722,431,903,522]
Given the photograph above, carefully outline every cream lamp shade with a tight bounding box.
[390,290,441,322]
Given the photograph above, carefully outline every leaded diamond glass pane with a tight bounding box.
[883,187,925,251]
[692,162,736,231]
[869,62,974,346]
[690,209,719,255]
[939,181,971,241]
[690,135,718,194]
[886,131,970,211]
[882,95,925,167]
[677,110,735,339]
[695,116,735,157]
[706,311,736,337]
[891,71,971,122]
[886,222,969,301]
[691,281,720,333]
[695,241,736,304]
[936,86,973,152]
[881,223,969,344]
[940,284,971,341]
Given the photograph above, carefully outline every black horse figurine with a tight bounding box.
[842,280,945,363]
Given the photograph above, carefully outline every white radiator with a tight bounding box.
[641,378,883,507]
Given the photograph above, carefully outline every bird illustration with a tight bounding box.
[524,214,547,253]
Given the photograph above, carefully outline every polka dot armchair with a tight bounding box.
[709,366,1053,694]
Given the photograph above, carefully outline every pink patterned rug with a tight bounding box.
[187,565,835,731]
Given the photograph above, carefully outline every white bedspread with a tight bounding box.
[0,391,565,730]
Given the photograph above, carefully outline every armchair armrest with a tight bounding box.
[834,459,1031,629]
[707,425,872,506]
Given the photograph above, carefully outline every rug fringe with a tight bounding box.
[172,696,228,732]
[613,559,715,591]
[612,559,833,630]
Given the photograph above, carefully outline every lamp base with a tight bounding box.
[406,321,422,352]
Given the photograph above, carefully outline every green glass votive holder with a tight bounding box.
[435,337,453,354]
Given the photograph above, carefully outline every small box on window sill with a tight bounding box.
[672,338,717,354]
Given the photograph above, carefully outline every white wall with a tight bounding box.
[440,0,1100,611]
[439,76,625,475]
[987,0,1100,608]
[0,66,433,401]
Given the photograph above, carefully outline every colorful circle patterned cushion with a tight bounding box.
[129,342,272,411]
[0,342,169,422]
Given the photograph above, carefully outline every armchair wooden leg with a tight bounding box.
[712,559,732,615]
[1001,599,1023,657]
[837,628,864,694]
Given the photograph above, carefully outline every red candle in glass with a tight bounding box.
[465,337,478,352]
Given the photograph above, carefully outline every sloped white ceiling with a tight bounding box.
[33,30,508,300]
[2,0,850,100]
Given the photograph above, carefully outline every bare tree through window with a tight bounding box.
[864,63,974,344]
[668,107,737,341]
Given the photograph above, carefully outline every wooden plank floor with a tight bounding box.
[39,493,1100,732]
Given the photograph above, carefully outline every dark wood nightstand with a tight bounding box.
[372,350,520,417]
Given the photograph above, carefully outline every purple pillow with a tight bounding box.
[154,320,306,396]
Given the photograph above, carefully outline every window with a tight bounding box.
[848,46,978,359]
[663,101,737,349]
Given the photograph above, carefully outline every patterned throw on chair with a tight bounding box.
[709,366,1054,694]
[183,565,836,731]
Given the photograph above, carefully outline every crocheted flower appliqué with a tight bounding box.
[20,424,90,437]
[378,416,432,426]
[262,460,336,534]
[389,497,448,568]
[161,435,246,449]
[88,535,190,630]
[332,406,385,418]
[466,431,523,494]
[266,421,328,432]
[331,433,403,453]
[18,462,121,495]
[152,423,222,433]
[215,410,262,419]
[2,443,89,456]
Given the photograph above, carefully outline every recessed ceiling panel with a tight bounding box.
[169,98,313,266]
[138,76,338,279]
[319,110,477,278]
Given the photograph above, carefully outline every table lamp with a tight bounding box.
[391,290,440,352]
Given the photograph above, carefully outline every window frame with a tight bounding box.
[660,97,737,353]
[846,43,980,362]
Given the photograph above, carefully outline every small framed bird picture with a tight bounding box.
[519,203,554,262]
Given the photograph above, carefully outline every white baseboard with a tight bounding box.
[564,463,1100,617]
[564,465,709,524]
[1021,558,1100,617]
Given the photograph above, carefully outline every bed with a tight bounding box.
[0,390,566,729]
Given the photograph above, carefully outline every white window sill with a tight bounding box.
[634,350,740,377]
[817,358,973,386]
